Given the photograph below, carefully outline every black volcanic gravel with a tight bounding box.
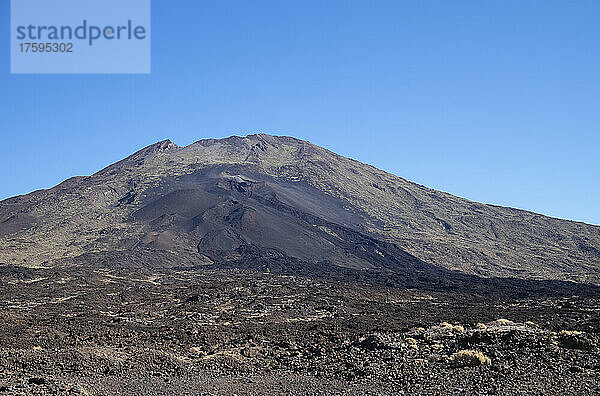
[0,264,599,395]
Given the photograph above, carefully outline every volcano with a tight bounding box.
[2,134,599,286]
[1,135,600,394]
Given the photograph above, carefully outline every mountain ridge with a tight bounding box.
[107,134,599,226]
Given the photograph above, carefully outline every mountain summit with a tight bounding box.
[1,134,599,284]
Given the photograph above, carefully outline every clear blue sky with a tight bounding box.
[1,1,599,225]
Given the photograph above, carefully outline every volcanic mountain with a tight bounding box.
[1,134,600,286]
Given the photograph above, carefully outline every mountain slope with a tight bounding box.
[1,134,599,284]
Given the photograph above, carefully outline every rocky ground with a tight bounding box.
[2,134,600,394]
[0,262,599,395]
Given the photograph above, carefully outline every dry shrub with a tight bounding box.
[189,346,205,356]
[491,318,514,326]
[449,350,491,368]
[559,330,582,336]
[439,322,464,332]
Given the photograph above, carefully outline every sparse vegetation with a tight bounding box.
[449,350,492,368]
[559,330,582,336]
[0,265,598,394]
[491,318,514,326]
[189,346,204,355]
[438,322,465,332]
